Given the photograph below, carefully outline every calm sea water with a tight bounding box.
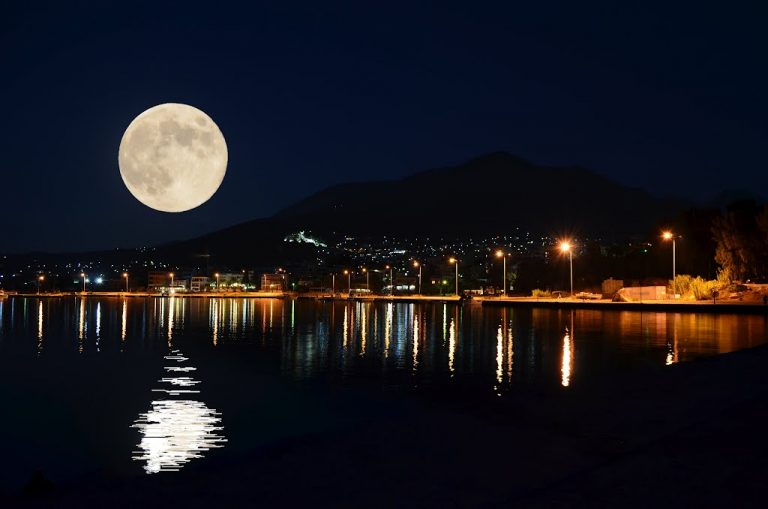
[1,297,766,488]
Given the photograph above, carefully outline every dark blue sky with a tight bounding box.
[2,1,766,252]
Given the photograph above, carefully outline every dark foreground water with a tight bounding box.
[0,297,766,490]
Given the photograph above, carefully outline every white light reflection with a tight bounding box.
[37,300,43,354]
[78,298,86,353]
[168,297,175,343]
[121,299,128,342]
[495,324,503,387]
[360,303,367,356]
[448,317,456,375]
[384,303,393,358]
[210,299,219,346]
[442,304,447,343]
[412,313,419,372]
[561,328,573,387]
[506,318,514,383]
[132,349,226,474]
[95,302,102,351]
[342,305,349,350]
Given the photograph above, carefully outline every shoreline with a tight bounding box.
[476,296,768,314]
[5,292,768,312]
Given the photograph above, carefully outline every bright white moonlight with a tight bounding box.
[118,103,228,212]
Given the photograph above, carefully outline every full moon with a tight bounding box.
[118,103,228,212]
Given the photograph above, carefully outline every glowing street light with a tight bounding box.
[413,260,422,295]
[662,231,677,296]
[559,241,574,296]
[123,272,129,292]
[362,267,369,290]
[343,269,351,293]
[495,250,507,296]
[169,272,175,291]
[331,273,336,294]
[37,275,44,295]
[449,257,459,296]
[385,265,393,296]
[81,272,86,293]
[214,273,220,291]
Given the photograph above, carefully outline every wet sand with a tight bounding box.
[6,344,768,508]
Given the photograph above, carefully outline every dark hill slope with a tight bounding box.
[274,152,685,237]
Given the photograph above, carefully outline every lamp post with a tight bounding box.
[559,242,573,296]
[169,272,174,292]
[663,231,676,297]
[123,272,129,292]
[413,261,422,295]
[385,265,394,296]
[81,272,86,293]
[495,250,506,295]
[214,273,220,291]
[449,257,459,296]
[332,273,336,294]
[362,268,369,290]
[37,275,44,295]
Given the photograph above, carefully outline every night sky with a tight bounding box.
[2,1,766,253]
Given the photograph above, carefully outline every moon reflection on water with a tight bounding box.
[131,349,226,474]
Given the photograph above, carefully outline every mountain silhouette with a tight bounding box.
[274,152,685,236]
[157,152,688,266]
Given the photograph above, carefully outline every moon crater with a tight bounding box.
[119,103,228,212]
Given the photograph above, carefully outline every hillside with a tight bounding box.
[274,152,686,237]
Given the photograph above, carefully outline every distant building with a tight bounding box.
[602,278,624,296]
[190,276,209,292]
[147,271,169,291]
[261,273,286,292]
[218,273,245,290]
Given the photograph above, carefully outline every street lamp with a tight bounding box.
[413,261,422,295]
[214,272,220,291]
[495,250,506,296]
[559,241,573,296]
[343,269,351,293]
[331,273,336,294]
[123,272,129,292]
[37,275,44,295]
[449,257,459,296]
[362,267,369,290]
[80,272,86,293]
[169,272,174,291]
[662,231,677,297]
[385,265,394,296]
